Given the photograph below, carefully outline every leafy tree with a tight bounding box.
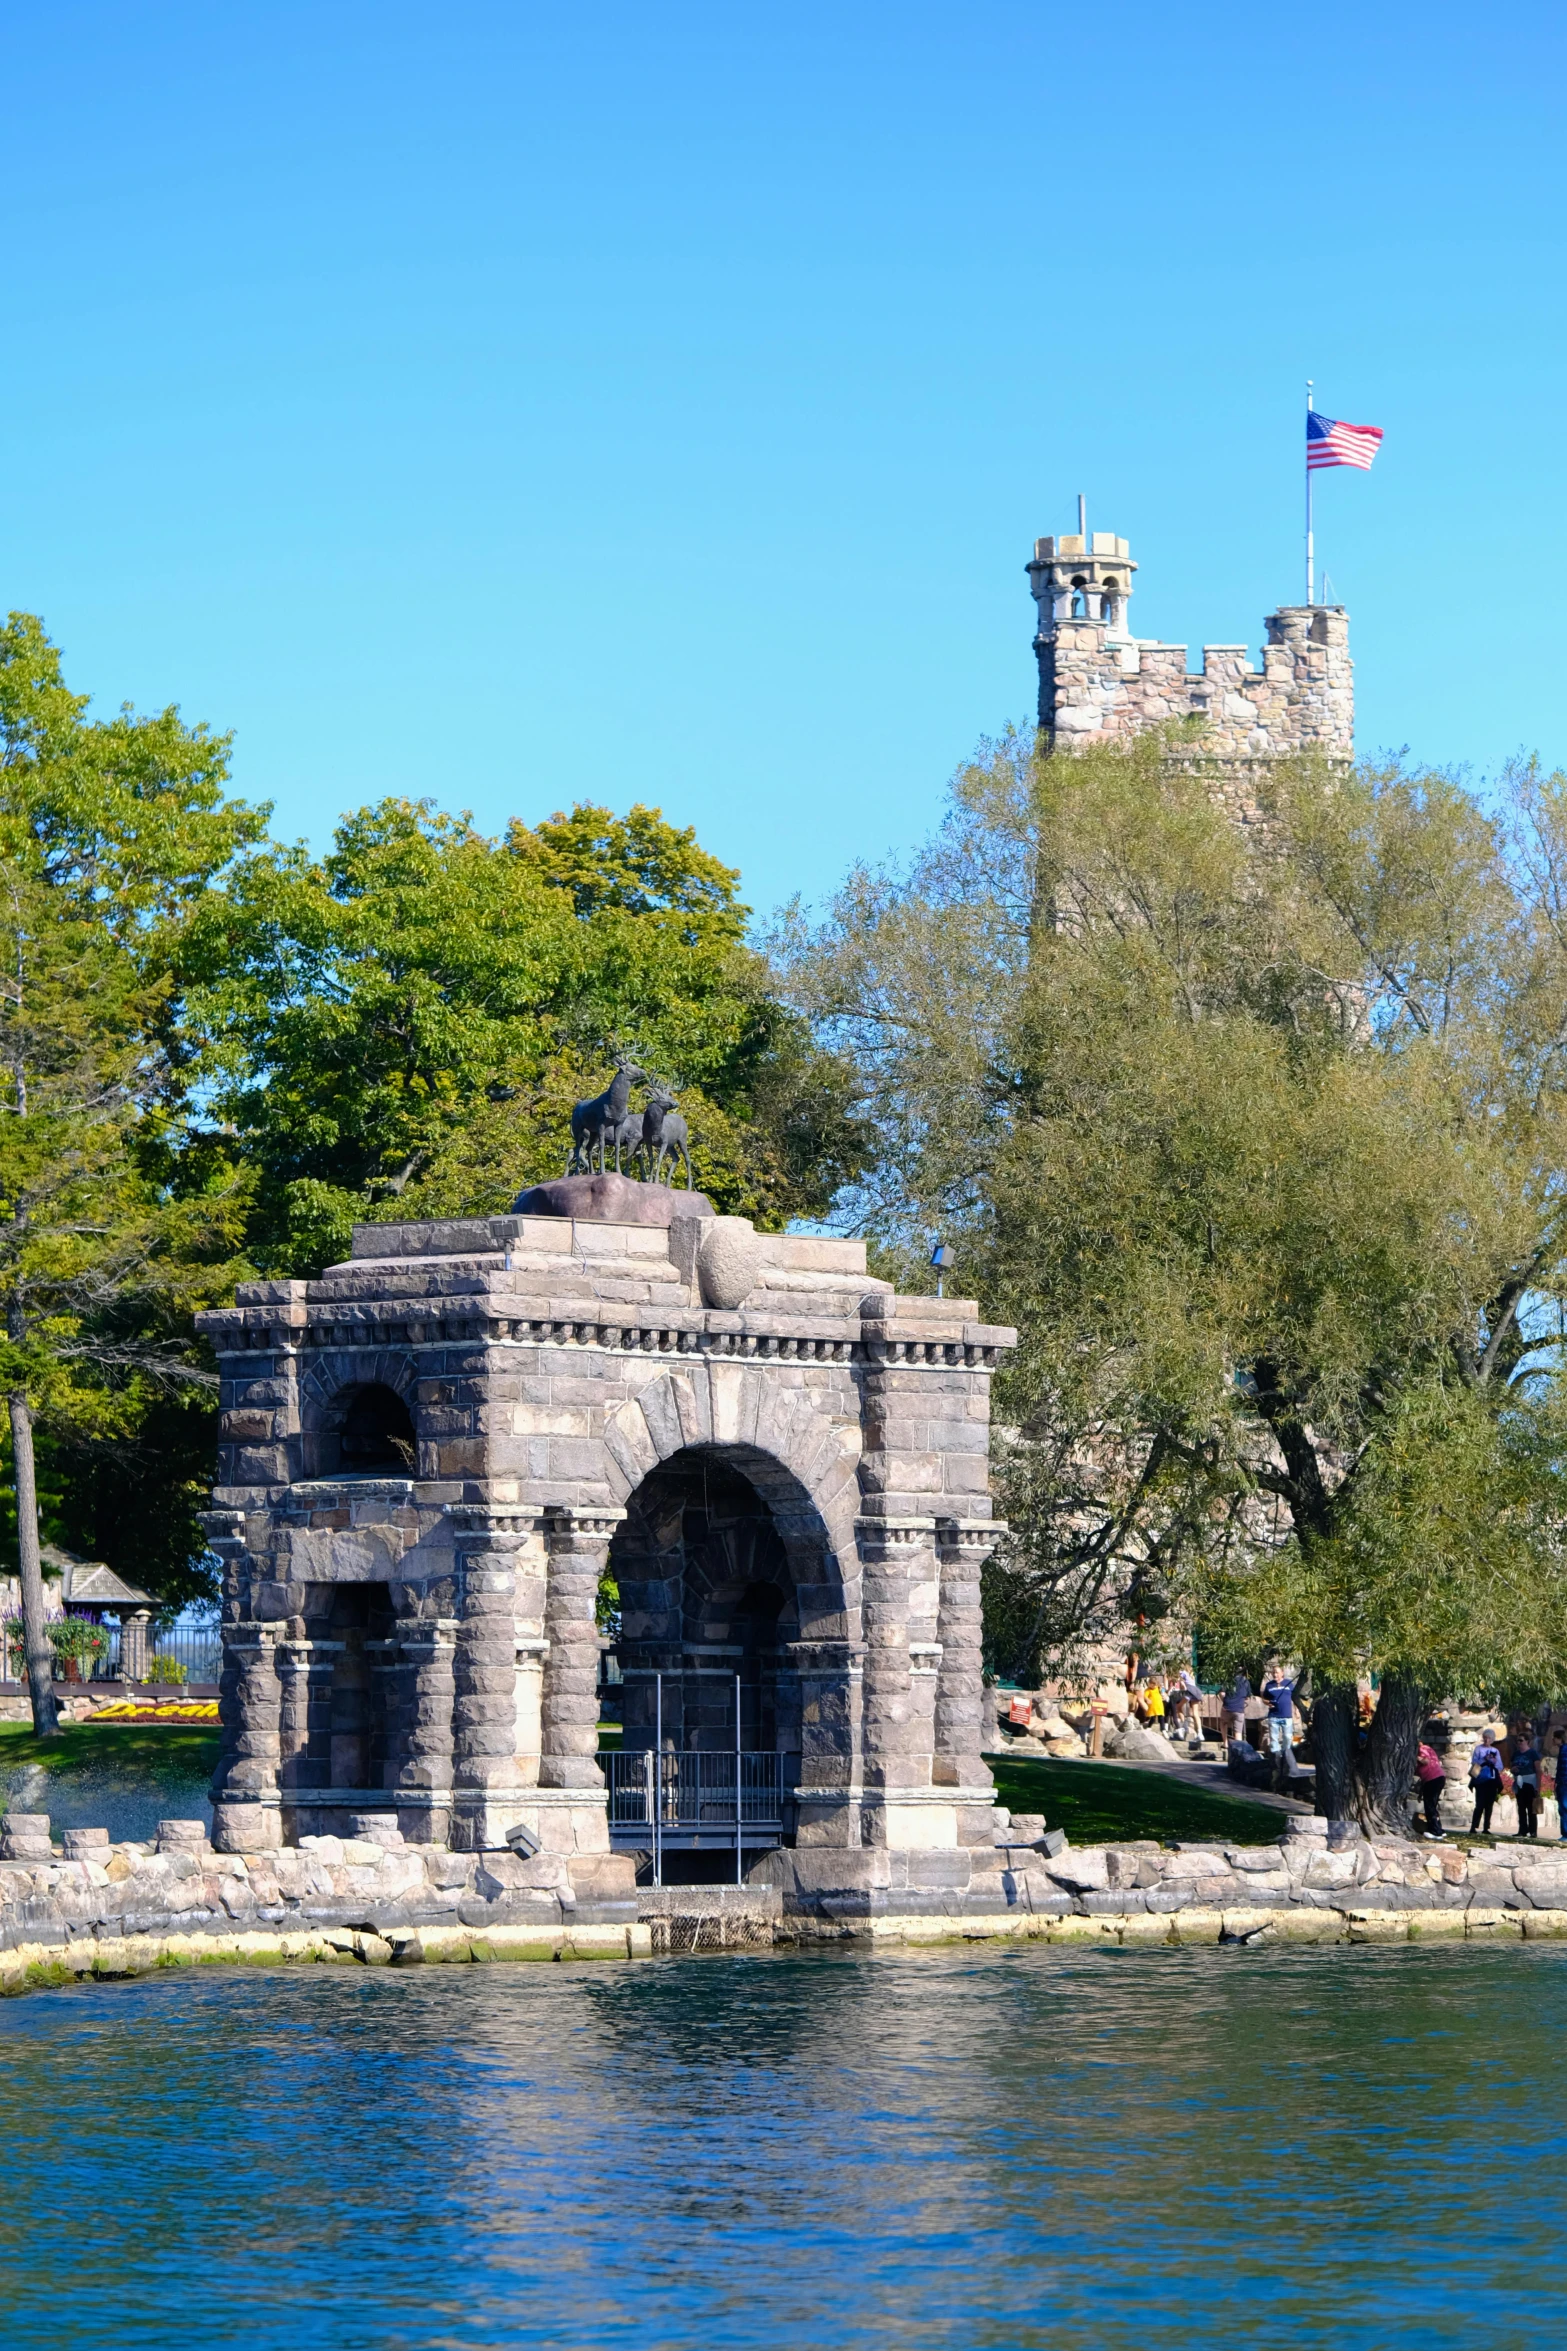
[0,613,263,1730]
[510,802,747,938]
[187,796,866,1272]
[781,727,1567,1828]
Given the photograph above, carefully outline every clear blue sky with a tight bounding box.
[6,4,1564,916]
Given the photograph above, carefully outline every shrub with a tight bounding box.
[3,1613,108,1678]
[144,1655,188,1686]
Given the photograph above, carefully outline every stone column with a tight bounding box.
[119,1609,151,1685]
[540,1507,623,1791]
[449,1507,542,1850]
[934,1519,1005,1817]
[509,1510,550,1789]
[275,1639,314,1779]
[392,1611,459,1847]
[212,1622,284,1852]
[857,1517,937,1847]
[788,1638,863,1847]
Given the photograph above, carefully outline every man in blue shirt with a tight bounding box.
[1261,1665,1298,1785]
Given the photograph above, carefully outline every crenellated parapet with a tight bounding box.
[1028,525,1354,816]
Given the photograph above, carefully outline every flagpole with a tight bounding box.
[1305,378,1314,605]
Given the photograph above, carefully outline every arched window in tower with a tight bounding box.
[1070,574,1087,619]
[1102,576,1121,628]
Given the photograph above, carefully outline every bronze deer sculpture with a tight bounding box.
[567,1063,646,1175]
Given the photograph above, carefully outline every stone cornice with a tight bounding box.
[202,1303,1012,1369]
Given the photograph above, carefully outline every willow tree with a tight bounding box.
[0,614,262,1732]
[781,727,1567,1830]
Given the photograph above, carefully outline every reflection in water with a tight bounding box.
[0,1944,1557,2349]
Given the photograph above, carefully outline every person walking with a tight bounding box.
[1414,1739,1447,1839]
[1260,1664,1298,1785]
[1142,1679,1167,1735]
[1470,1731,1505,1835]
[1222,1670,1252,1751]
[1512,1731,1542,1839]
[1175,1665,1204,1745]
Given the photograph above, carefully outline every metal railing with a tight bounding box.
[2,1623,222,1686]
[606,1749,784,1840]
[87,1624,222,1685]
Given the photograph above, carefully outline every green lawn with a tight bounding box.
[986,1751,1289,1846]
[0,1722,221,1781]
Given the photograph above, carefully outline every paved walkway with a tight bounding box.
[1002,1734,1314,1816]
[1090,1746,1312,1815]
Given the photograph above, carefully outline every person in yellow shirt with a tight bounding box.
[1143,1681,1167,1735]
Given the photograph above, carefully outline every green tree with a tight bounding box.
[782,727,1567,1828]
[187,796,866,1272]
[0,613,264,1731]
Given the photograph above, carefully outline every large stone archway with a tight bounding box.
[609,1441,837,1874]
[199,1201,1013,1925]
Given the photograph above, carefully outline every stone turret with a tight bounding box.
[1028,520,1354,822]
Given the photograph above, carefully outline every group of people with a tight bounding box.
[1130,1662,1305,1758]
[1133,1665,1208,1743]
[1425,1722,1567,1842]
[1132,1657,1567,1843]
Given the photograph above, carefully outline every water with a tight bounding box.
[0,1751,213,1843]
[0,1942,1557,2347]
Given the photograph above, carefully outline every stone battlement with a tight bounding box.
[1028,523,1354,811]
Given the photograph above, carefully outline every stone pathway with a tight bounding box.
[1072,1743,1311,1814]
[997,1727,1311,1814]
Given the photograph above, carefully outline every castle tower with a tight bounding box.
[1027,517,1354,816]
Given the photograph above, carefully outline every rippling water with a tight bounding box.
[0,1943,1557,2347]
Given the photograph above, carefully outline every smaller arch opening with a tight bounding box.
[330,1383,416,1476]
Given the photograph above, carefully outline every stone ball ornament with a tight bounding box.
[696,1215,765,1310]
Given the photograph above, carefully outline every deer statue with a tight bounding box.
[567,1062,646,1175]
[604,1105,644,1174]
[638,1087,693,1188]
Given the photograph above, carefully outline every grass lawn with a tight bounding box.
[0,1722,221,1781]
[986,1751,1289,1846]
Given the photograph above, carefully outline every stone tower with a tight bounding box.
[1027,521,1354,818]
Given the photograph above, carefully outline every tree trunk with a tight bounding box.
[1310,1683,1357,1821]
[1352,1669,1424,1836]
[10,1394,59,1738]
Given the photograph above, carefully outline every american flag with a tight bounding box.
[1307,410,1383,470]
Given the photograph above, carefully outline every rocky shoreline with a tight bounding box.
[5,1804,1567,1995]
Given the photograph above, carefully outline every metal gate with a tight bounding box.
[606,1748,784,1846]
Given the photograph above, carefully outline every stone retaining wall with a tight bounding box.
[6,1805,1567,1994]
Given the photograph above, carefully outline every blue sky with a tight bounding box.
[5,3,1564,916]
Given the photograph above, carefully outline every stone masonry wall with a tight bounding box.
[1042,607,1353,775]
[5,1806,1566,1997]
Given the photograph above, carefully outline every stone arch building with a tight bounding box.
[199,1202,1014,1925]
